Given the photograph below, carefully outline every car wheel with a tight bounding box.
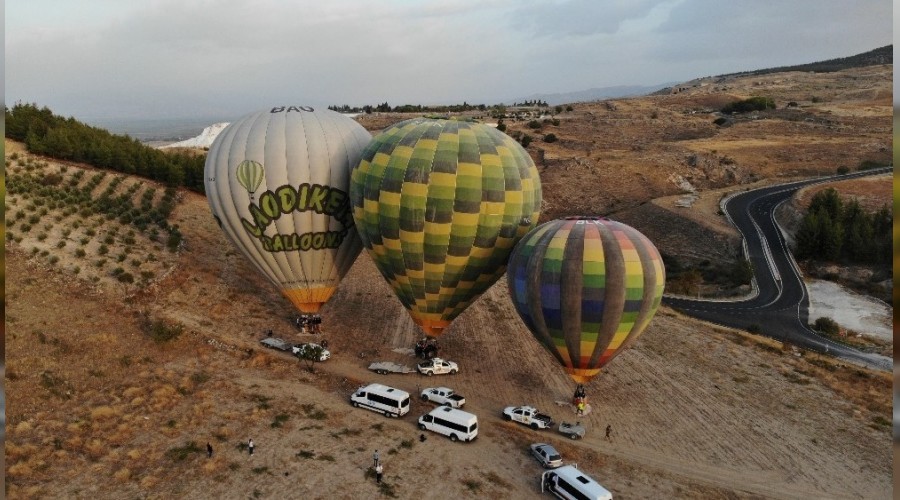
[426,371,433,376]
[503,414,511,421]
[450,369,457,375]
[421,394,429,402]
[443,402,451,407]
[378,370,386,375]
[531,422,539,430]
[353,402,359,408]
[419,423,426,431]
[570,433,579,440]
[449,434,458,442]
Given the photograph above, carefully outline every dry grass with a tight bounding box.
[5,64,893,499]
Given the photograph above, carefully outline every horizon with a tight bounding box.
[6,1,892,122]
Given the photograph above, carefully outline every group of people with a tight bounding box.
[573,384,587,415]
[295,314,322,333]
[570,384,613,440]
[414,338,439,359]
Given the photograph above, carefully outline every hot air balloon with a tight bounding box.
[350,118,542,337]
[205,106,372,313]
[506,217,664,384]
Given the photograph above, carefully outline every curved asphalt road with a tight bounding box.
[663,168,892,371]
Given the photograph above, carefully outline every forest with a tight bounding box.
[5,103,207,194]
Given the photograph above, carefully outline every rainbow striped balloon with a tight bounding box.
[507,217,664,383]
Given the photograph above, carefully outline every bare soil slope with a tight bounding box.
[5,64,894,499]
[5,157,892,499]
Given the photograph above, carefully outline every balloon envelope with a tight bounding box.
[350,118,542,337]
[507,217,665,383]
[205,106,372,313]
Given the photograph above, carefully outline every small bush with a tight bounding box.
[543,133,558,143]
[140,314,184,343]
[813,317,840,336]
[166,442,203,462]
[721,96,775,114]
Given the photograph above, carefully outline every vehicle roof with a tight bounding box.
[546,465,611,497]
[426,406,477,419]
[425,387,453,392]
[360,383,410,396]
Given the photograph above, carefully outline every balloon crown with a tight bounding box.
[564,216,609,221]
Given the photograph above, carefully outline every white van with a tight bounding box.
[417,406,478,442]
[350,383,410,417]
[541,465,612,500]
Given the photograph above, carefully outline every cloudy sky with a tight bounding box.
[5,0,893,122]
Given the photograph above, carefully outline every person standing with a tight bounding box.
[248,438,255,457]
[207,442,213,458]
[373,449,379,467]
[375,463,384,484]
[605,424,612,441]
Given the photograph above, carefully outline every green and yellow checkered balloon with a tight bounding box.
[350,118,542,337]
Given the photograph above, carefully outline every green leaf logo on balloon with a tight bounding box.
[236,160,264,199]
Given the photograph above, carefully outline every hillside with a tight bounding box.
[5,61,894,499]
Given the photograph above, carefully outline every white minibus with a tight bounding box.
[350,383,410,417]
[541,465,612,500]
[417,406,478,442]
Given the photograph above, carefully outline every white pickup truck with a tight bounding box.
[417,358,459,376]
[420,387,466,408]
[502,405,555,430]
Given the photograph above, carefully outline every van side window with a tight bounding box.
[423,415,433,423]
[556,478,591,500]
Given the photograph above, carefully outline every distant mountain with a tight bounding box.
[717,45,892,78]
[160,122,229,149]
[509,82,676,106]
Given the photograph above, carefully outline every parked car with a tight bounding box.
[260,337,292,351]
[530,443,563,469]
[558,421,586,440]
[292,342,331,361]
[502,405,554,430]
[416,357,458,376]
[420,387,466,408]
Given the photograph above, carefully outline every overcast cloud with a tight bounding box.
[5,0,892,122]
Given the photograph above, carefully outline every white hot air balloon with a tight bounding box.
[205,106,372,313]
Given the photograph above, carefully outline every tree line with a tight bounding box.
[328,102,492,114]
[5,103,207,194]
[794,187,891,265]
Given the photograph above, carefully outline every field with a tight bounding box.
[5,63,894,499]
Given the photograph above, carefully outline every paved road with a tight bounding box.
[663,168,892,371]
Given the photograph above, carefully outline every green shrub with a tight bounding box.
[813,317,840,336]
[721,96,775,114]
[543,133,558,143]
